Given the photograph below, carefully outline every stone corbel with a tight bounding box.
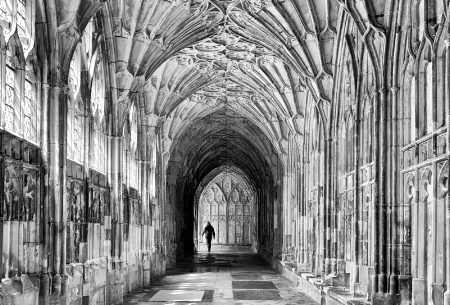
[162,137,173,156]
[115,62,134,101]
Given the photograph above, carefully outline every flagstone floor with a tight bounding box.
[123,249,318,305]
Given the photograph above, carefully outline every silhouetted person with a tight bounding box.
[202,221,215,252]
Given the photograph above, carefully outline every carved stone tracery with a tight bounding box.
[199,171,255,246]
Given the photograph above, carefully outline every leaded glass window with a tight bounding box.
[426,63,433,134]
[69,58,80,98]
[0,1,6,21]
[72,110,83,164]
[23,79,38,143]
[130,151,138,189]
[4,65,16,134]
[67,54,84,163]
[411,78,416,142]
[17,0,27,46]
[91,126,99,169]
[98,129,106,173]
[90,119,105,174]
[90,51,106,174]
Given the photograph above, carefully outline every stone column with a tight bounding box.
[443,38,450,305]
[104,135,113,260]
[110,136,123,260]
[282,166,289,261]
[379,87,389,294]
[157,131,171,274]
[323,136,334,279]
[296,161,303,267]
[301,160,308,266]
[140,124,155,286]
[316,152,324,276]
[39,82,50,302]
[286,144,293,262]
[373,86,389,296]
[48,83,67,295]
[389,86,400,295]
[153,132,164,275]
[107,134,124,303]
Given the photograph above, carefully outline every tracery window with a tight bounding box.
[410,78,416,142]
[303,103,323,273]
[436,53,446,128]
[67,50,84,164]
[336,56,357,265]
[90,52,106,174]
[90,120,106,173]
[24,79,36,142]
[0,1,6,20]
[4,63,16,133]
[66,18,109,264]
[3,44,40,144]
[426,63,433,134]
[361,99,373,164]
[346,118,354,171]
[0,0,13,40]
[17,0,26,45]
[358,55,375,267]
[198,172,256,246]
[129,151,138,189]
[23,55,40,144]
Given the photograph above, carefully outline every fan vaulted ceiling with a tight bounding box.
[104,0,387,164]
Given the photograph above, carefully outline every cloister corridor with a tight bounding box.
[2,0,450,304]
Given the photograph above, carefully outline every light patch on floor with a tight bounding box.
[148,290,205,302]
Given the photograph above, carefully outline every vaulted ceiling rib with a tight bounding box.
[105,0,387,183]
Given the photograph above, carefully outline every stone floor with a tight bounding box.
[123,249,318,304]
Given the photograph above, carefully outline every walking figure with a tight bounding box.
[202,221,215,252]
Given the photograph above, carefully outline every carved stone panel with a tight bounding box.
[87,172,107,260]
[4,161,22,221]
[66,179,85,264]
[2,135,41,278]
[3,161,39,222]
[22,168,37,221]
